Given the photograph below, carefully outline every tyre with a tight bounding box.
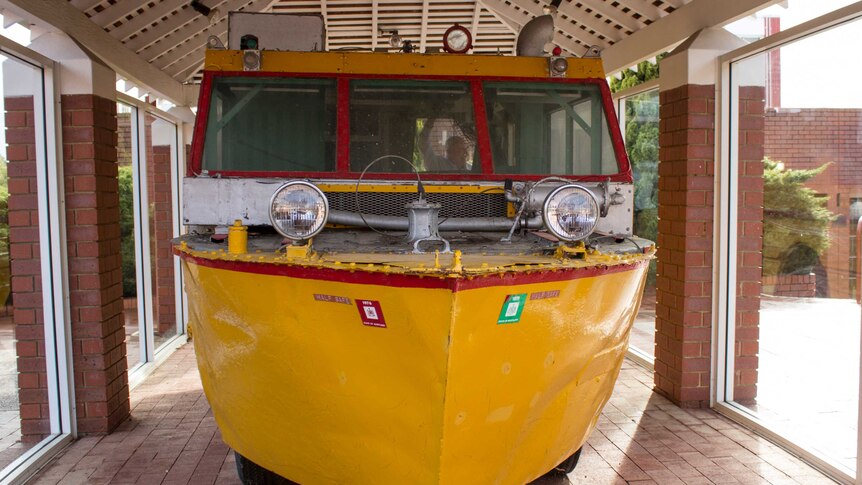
[235,451,296,485]
[549,447,582,475]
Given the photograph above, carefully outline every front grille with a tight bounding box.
[324,191,508,218]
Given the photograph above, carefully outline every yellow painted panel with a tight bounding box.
[181,253,649,483]
[183,261,453,484]
[440,267,648,484]
[204,50,606,79]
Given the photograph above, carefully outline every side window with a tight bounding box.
[202,77,337,172]
[484,82,619,176]
[349,80,476,173]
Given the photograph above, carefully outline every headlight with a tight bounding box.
[542,184,599,241]
[269,181,329,240]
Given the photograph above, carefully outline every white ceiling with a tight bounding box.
[1,0,781,105]
[65,0,689,83]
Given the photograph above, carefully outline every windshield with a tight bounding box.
[349,79,477,174]
[196,76,623,177]
[201,77,337,172]
[484,82,618,175]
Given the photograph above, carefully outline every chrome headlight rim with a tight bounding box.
[269,181,329,241]
[542,184,600,241]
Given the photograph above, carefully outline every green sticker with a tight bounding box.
[497,294,527,324]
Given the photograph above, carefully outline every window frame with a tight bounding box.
[0,35,75,483]
[612,80,660,371]
[116,92,189,388]
[714,4,862,484]
[188,71,632,183]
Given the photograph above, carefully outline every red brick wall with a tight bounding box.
[764,108,862,299]
[762,274,816,297]
[655,84,764,407]
[62,94,130,434]
[765,18,781,109]
[5,95,50,439]
[149,144,176,336]
[117,112,133,168]
[734,86,766,403]
[655,84,716,408]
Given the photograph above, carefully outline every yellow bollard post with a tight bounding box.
[228,219,248,255]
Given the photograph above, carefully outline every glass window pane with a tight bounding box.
[729,17,862,474]
[484,82,618,175]
[0,53,59,471]
[349,80,476,173]
[147,117,179,350]
[117,103,140,370]
[621,89,659,358]
[202,77,337,172]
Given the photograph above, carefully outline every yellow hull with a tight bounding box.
[182,256,648,484]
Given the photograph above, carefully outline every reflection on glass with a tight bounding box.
[731,20,861,473]
[0,53,52,469]
[484,82,618,175]
[148,117,178,350]
[203,77,336,173]
[621,89,659,358]
[117,103,140,371]
[349,80,475,173]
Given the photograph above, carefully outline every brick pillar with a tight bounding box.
[63,94,130,434]
[655,84,716,408]
[6,95,51,440]
[149,145,176,335]
[734,86,766,403]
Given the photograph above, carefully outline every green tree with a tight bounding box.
[118,165,137,297]
[609,54,665,94]
[762,158,834,277]
[610,58,663,283]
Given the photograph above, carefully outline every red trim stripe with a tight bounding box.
[598,80,632,182]
[471,80,494,174]
[336,78,350,172]
[189,73,213,176]
[178,251,648,292]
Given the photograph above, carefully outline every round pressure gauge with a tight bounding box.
[443,25,472,53]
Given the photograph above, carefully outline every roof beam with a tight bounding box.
[661,0,688,9]
[88,0,157,29]
[577,0,645,33]
[69,0,102,12]
[6,0,186,105]
[601,0,781,74]
[136,0,255,61]
[155,17,226,70]
[614,0,666,21]
[108,0,209,42]
[138,15,210,61]
[556,3,624,45]
[371,0,379,49]
[470,1,482,40]
[153,0,271,77]
[319,0,329,50]
[177,60,205,84]
[419,0,429,52]
[479,1,520,33]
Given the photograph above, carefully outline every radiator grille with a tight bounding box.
[324,191,508,218]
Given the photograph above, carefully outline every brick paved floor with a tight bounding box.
[28,344,836,484]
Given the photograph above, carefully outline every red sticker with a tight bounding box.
[356,300,387,328]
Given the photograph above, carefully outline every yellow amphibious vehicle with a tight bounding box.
[175,12,653,485]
